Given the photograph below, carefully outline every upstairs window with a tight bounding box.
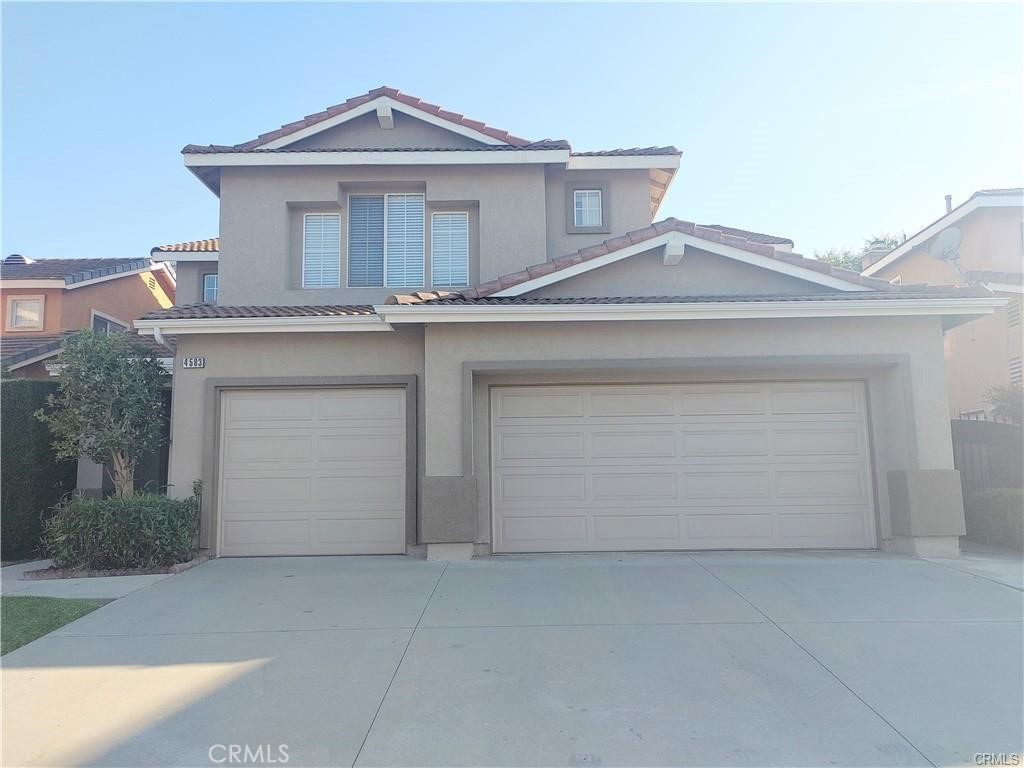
[431,212,470,288]
[7,296,43,330]
[91,311,127,334]
[203,273,219,304]
[573,189,603,228]
[348,194,425,288]
[1007,299,1021,328]
[302,213,342,288]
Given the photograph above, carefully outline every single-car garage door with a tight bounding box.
[491,382,876,552]
[218,388,407,556]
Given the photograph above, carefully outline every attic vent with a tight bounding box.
[4,254,33,265]
[147,276,157,290]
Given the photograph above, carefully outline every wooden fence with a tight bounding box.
[950,419,1023,492]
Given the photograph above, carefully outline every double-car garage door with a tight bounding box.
[215,381,875,556]
[491,382,876,553]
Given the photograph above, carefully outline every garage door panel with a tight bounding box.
[218,388,406,556]
[492,382,875,552]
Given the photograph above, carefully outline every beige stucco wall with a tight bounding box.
[871,205,1023,416]
[173,262,218,306]
[530,248,835,298]
[544,167,653,258]
[165,328,424,548]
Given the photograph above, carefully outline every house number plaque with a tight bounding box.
[181,357,206,369]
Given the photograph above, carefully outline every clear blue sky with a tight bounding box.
[3,2,1021,260]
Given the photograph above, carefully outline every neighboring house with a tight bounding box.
[150,239,220,305]
[861,189,1023,419]
[136,86,1002,561]
[0,256,176,378]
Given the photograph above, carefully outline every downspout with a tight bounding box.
[152,326,167,348]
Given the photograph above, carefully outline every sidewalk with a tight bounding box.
[1,560,173,600]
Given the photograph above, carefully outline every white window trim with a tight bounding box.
[90,309,128,333]
[301,212,342,289]
[346,193,426,289]
[430,210,470,289]
[202,272,219,303]
[6,294,45,331]
[573,189,603,228]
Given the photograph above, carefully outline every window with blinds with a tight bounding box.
[431,212,470,287]
[1007,299,1021,328]
[302,213,341,288]
[348,194,425,287]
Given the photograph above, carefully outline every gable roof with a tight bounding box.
[1,331,175,372]
[696,225,794,246]
[0,258,158,285]
[219,86,533,151]
[442,218,892,300]
[862,187,1023,276]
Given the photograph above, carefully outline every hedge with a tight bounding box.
[964,488,1024,551]
[1,379,77,560]
[43,493,200,569]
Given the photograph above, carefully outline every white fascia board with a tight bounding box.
[375,297,1006,324]
[490,233,872,297]
[982,282,1024,294]
[0,279,65,289]
[568,155,681,171]
[185,149,569,167]
[258,96,509,149]
[862,194,1023,277]
[4,347,63,371]
[134,315,392,335]
[151,252,219,263]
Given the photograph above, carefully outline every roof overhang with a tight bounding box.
[0,262,174,292]
[185,149,572,168]
[151,251,218,263]
[375,296,1005,331]
[489,232,874,297]
[3,346,64,372]
[134,314,392,335]
[862,193,1023,276]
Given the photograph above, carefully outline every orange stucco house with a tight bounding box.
[0,256,176,377]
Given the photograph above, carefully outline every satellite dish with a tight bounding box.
[930,227,962,262]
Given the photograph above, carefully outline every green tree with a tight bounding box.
[815,233,906,272]
[36,331,170,497]
[985,383,1023,425]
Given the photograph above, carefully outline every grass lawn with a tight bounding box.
[1,596,105,655]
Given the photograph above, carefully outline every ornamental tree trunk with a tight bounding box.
[110,451,136,498]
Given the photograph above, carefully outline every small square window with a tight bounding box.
[203,273,219,304]
[573,189,603,228]
[7,296,43,330]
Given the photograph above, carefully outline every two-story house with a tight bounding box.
[136,87,1002,561]
[1,256,176,377]
[861,189,1023,419]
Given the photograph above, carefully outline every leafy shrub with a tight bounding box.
[964,488,1024,551]
[1,379,77,560]
[43,493,200,569]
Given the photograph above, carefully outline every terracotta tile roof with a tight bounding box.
[151,238,219,254]
[0,258,153,284]
[140,304,375,321]
[697,224,794,246]
[446,217,895,300]
[183,141,570,155]
[571,146,681,157]
[403,288,992,307]
[1,331,174,370]
[222,87,534,151]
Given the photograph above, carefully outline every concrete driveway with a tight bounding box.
[3,551,1021,767]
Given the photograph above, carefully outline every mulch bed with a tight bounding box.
[20,554,209,581]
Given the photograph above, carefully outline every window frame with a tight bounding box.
[202,272,219,304]
[565,181,610,235]
[301,212,343,289]
[430,210,471,289]
[6,295,45,331]
[90,309,128,335]
[346,192,426,289]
